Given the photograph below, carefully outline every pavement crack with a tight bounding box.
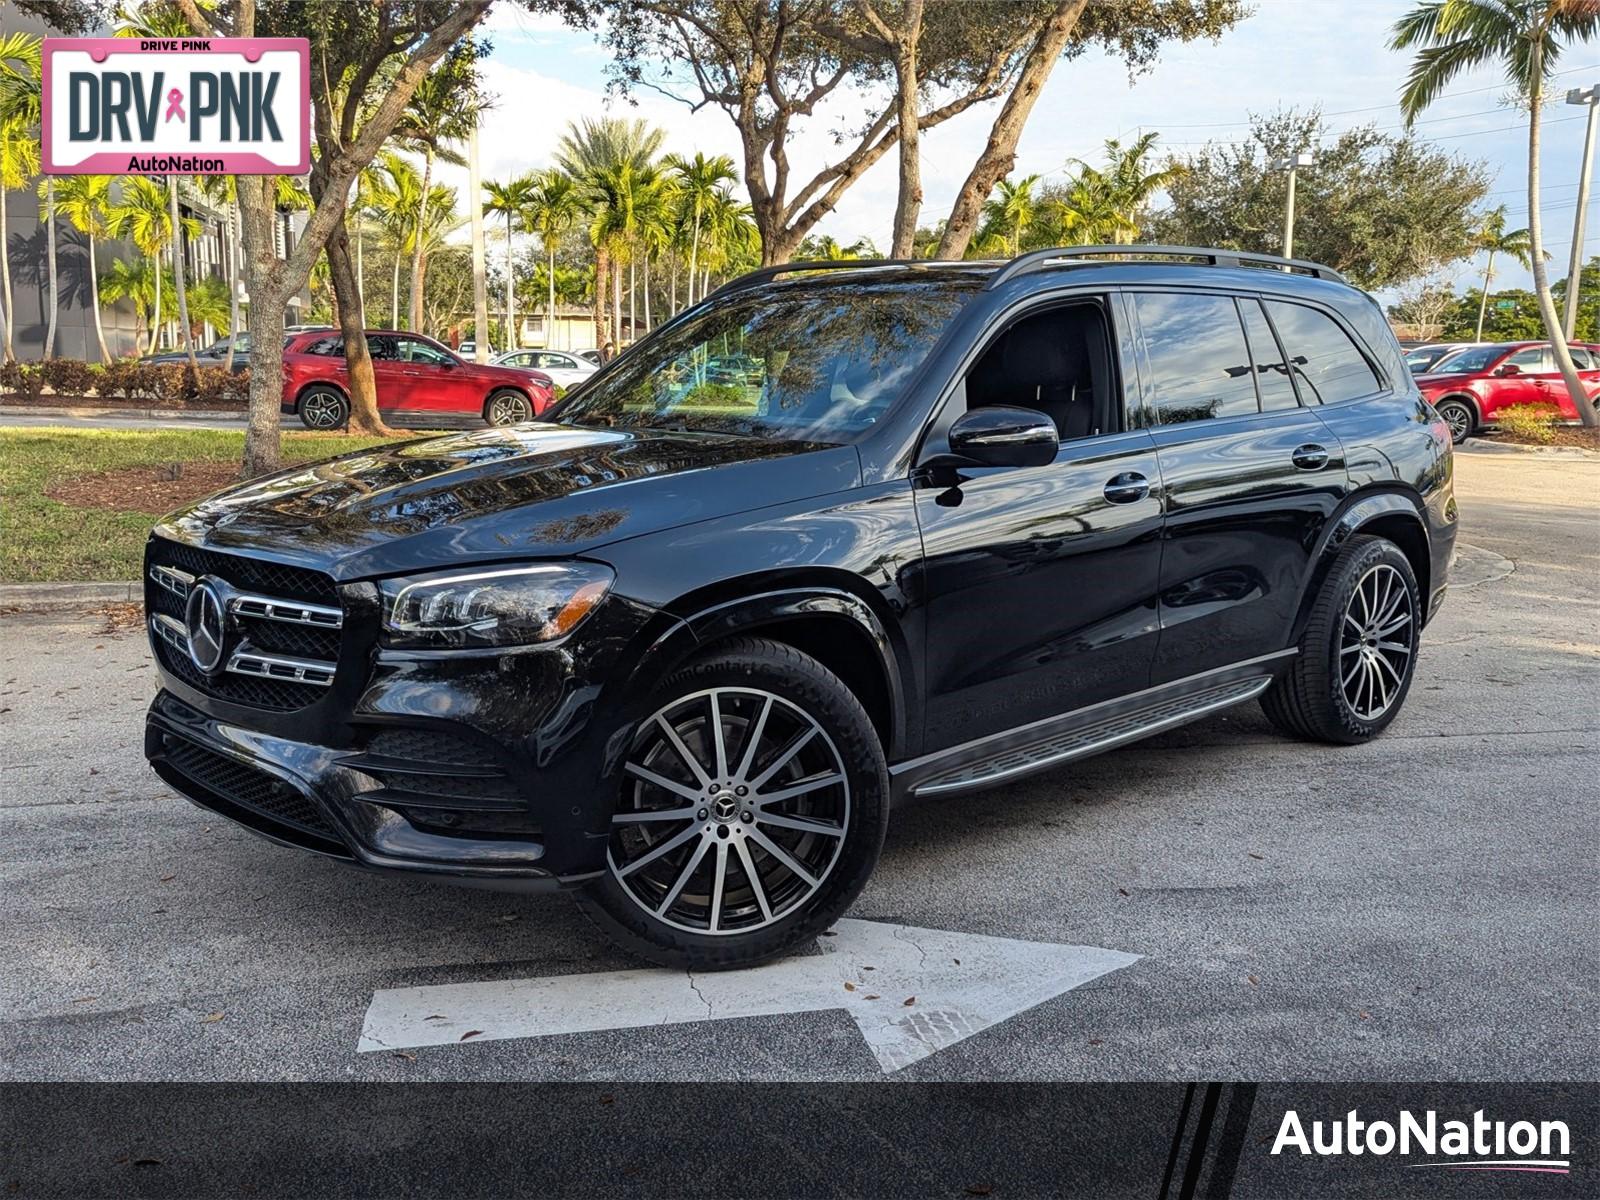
[685,971,713,1019]
[892,924,929,971]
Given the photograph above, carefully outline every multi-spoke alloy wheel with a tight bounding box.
[579,638,888,969]
[1261,534,1422,744]
[608,687,851,935]
[486,390,533,426]
[1338,563,1414,721]
[298,387,348,430]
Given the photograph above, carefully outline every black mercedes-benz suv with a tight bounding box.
[144,246,1458,968]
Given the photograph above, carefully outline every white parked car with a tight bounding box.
[493,349,599,389]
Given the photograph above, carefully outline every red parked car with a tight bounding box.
[1415,340,1600,443]
[280,330,555,430]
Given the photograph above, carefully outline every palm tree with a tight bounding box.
[52,174,113,362]
[556,116,666,352]
[982,175,1042,256]
[523,169,582,348]
[484,174,536,350]
[195,172,308,367]
[98,256,170,349]
[1468,206,1535,340]
[665,152,736,307]
[1097,133,1184,244]
[1393,0,1600,427]
[168,177,197,367]
[699,185,759,292]
[1052,169,1139,247]
[797,234,877,261]
[393,69,476,332]
[0,32,44,359]
[108,176,198,353]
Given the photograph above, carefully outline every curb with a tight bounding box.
[0,581,141,608]
[1458,439,1599,459]
[0,403,246,421]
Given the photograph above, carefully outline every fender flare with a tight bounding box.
[611,585,912,763]
[1291,489,1431,643]
[294,378,349,409]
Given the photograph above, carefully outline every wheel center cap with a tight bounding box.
[710,793,739,822]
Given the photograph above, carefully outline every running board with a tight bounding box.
[901,674,1274,800]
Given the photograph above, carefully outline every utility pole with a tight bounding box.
[1274,152,1315,261]
[1563,85,1599,340]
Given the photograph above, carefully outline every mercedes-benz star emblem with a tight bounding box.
[184,578,228,673]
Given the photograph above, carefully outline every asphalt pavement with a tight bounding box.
[2,452,1596,1082]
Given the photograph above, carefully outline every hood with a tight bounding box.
[156,422,859,580]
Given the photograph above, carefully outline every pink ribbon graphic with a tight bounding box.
[164,88,185,123]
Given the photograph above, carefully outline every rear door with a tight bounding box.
[1130,290,1352,683]
[1530,345,1597,418]
[365,335,413,414]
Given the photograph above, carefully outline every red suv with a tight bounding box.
[1415,340,1600,443]
[281,330,555,430]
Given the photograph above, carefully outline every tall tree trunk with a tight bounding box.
[506,212,517,351]
[628,253,636,342]
[1475,250,1495,342]
[1526,41,1598,426]
[594,242,610,351]
[169,179,197,368]
[391,252,400,328]
[223,200,241,371]
[888,1,925,259]
[612,255,622,350]
[87,231,110,364]
[669,254,678,315]
[43,179,58,358]
[354,218,364,322]
[468,124,489,360]
[327,213,388,435]
[547,243,556,349]
[409,147,434,332]
[150,249,162,353]
[237,175,288,477]
[688,207,701,305]
[643,254,652,331]
[936,0,1088,259]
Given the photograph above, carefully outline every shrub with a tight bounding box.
[190,365,250,406]
[1495,402,1560,444]
[39,358,99,398]
[143,364,193,406]
[97,360,146,400]
[0,361,47,402]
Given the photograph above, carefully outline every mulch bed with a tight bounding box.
[1487,425,1600,450]
[44,461,244,514]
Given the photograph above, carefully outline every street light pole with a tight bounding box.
[1562,85,1599,340]
[1274,152,1315,261]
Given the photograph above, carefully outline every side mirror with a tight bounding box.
[1495,363,1521,377]
[947,405,1059,469]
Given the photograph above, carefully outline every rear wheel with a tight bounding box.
[1435,397,1475,444]
[484,389,533,426]
[1262,535,1421,744]
[298,385,349,430]
[578,638,889,969]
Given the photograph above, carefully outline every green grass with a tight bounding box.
[1,427,397,583]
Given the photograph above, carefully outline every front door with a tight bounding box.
[913,296,1164,751]
[1130,290,1354,682]
[394,336,472,414]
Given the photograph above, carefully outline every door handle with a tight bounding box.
[1291,444,1330,471]
[1103,471,1150,504]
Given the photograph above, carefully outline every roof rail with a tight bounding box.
[700,258,937,305]
[986,244,1346,290]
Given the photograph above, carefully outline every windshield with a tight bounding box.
[1428,345,1504,374]
[553,278,977,442]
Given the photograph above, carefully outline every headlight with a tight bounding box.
[379,562,614,649]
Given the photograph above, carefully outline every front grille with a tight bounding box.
[145,538,342,712]
[366,729,502,769]
[162,736,336,837]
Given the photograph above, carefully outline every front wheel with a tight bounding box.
[578,638,889,969]
[1261,535,1421,744]
[298,385,349,430]
[1435,397,1475,444]
[484,389,533,426]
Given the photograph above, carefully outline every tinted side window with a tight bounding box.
[1238,299,1300,412]
[1570,347,1594,369]
[1134,292,1259,424]
[1264,300,1380,404]
[306,337,343,357]
[401,338,453,366]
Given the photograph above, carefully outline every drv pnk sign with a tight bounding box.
[42,38,309,175]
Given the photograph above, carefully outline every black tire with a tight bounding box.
[577,637,890,970]
[1261,535,1421,744]
[484,389,534,426]
[1435,397,1475,444]
[297,385,349,430]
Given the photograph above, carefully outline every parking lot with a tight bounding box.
[3,448,1596,1083]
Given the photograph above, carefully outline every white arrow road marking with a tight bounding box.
[357,918,1140,1072]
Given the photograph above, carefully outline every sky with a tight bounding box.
[434,0,1600,297]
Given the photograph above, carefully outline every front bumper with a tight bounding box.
[146,690,601,892]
